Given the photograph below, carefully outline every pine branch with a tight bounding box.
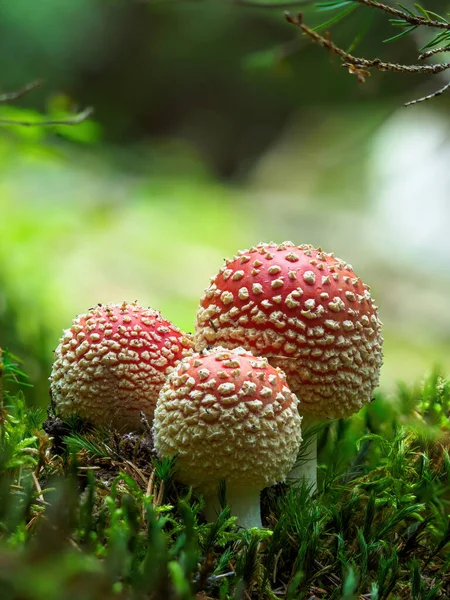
[353,0,450,31]
[404,80,450,106]
[419,46,450,60]
[286,12,450,79]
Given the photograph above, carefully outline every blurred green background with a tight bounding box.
[1,0,450,405]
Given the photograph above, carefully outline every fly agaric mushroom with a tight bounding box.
[195,242,383,490]
[50,302,193,431]
[153,346,302,528]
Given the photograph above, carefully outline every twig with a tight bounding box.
[313,559,341,587]
[142,468,164,519]
[146,469,156,499]
[286,12,450,78]
[31,472,45,504]
[404,80,450,106]
[354,0,450,31]
[142,469,156,521]
[123,459,147,486]
[68,537,82,552]
[77,466,101,470]
[207,571,235,582]
[0,80,43,104]
[273,548,283,583]
[419,46,450,60]
[26,515,41,531]
[154,480,164,508]
[0,107,94,127]
[140,411,153,436]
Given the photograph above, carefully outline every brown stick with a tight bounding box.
[354,0,450,31]
[286,13,450,76]
[0,80,43,104]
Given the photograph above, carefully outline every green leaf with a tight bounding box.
[168,560,191,598]
[346,12,374,53]
[64,434,111,459]
[397,3,416,16]
[383,25,418,43]
[420,30,450,50]
[414,4,430,20]
[424,10,449,23]
[316,1,353,11]
[342,566,358,600]
[313,4,358,32]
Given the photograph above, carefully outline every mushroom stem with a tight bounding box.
[289,415,318,493]
[203,488,262,529]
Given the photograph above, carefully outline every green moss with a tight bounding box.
[0,357,449,598]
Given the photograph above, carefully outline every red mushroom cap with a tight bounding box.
[154,346,302,495]
[195,242,383,419]
[50,301,193,430]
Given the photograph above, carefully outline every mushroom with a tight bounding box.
[153,346,302,528]
[50,301,193,431]
[195,242,383,490]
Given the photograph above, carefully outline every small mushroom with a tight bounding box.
[195,242,383,490]
[50,301,193,431]
[153,346,302,528]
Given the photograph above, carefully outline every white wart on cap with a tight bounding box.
[153,346,302,528]
[50,302,193,430]
[195,242,383,420]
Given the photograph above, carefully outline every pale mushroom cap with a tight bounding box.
[195,242,383,419]
[50,301,193,430]
[153,346,302,496]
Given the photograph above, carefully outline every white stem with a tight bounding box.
[203,488,262,529]
[289,415,319,493]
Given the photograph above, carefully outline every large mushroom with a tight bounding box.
[50,301,193,431]
[195,242,383,489]
[153,346,302,528]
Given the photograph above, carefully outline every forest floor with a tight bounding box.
[0,350,449,600]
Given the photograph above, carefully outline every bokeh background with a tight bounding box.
[1,0,450,405]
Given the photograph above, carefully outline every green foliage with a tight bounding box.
[0,364,450,598]
[314,3,359,32]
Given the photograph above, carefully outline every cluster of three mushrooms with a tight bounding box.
[50,242,383,526]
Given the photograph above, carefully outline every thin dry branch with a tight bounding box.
[31,472,45,504]
[286,12,450,76]
[354,0,450,31]
[0,107,94,127]
[419,46,450,60]
[0,80,94,127]
[404,80,450,106]
[0,80,43,104]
